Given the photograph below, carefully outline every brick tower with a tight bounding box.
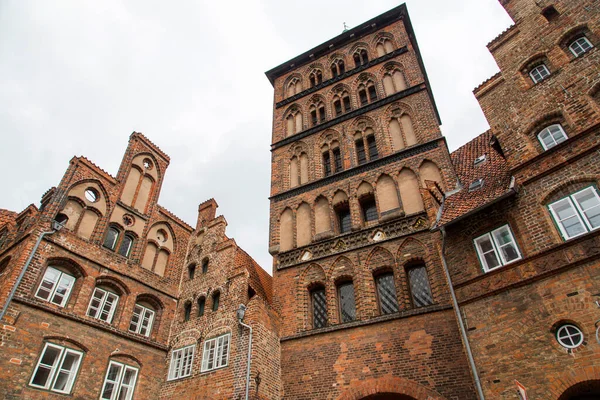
[265,5,477,399]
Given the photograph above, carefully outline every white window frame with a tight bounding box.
[168,345,195,380]
[549,186,600,240]
[201,333,231,372]
[86,287,119,323]
[29,342,83,394]
[529,64,551,84]
[569,36,593,57]
[474,225,522,272]
[100,360,139,400]
[556,324,584,349]
[538,124,568,150]
[35,266,76,307]
[128,304,155,337]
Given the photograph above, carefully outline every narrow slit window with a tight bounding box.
[343,96,351,112]
[355,139,367,165]
[334,99,342,116]
[333,148,342,173]
[359,89,368,106]
[318,106,326,122]
[311,288,327,328]
[367,85,378,102]
[322,152,332,177]
[367,135,378,161]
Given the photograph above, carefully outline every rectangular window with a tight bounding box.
[376,273,399,314]
[87,287,119,323]
[168,345,195,380]
[569,37,593,57]
[407,265,433,307]
[310,110,318,126]
[35,267,75,307]
[367,135,378,161]
[549,187,600,239]
[359,89,368,106]
[336,206,352,234]
[100,361,138,400]
[474,225,522,272]
[343,96,351,112]
[29,343,83,394]
[333,148,342,173]
[128,304,155,337]
[201,333,231,372]
[355,139,367,165]
[319,106,326,122]
[361,196,378,222]
[368,85,378,102]
[322,152,331,177]
[529,64,550,84]
[338,282,356,323]
[334,100,342,116]
[311,288,327,328]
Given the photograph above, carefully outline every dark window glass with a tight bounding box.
[361,49,369,64]
[356,139,367,165]
[188,264,195,280]
[339,61,345,75]
[311,288,327,328]
[376,273,399,314]
[331,65,338,79]
[368,85,378,102]
[336,206,351,234]
[408,265,433,307]
[334,100,342,116]
[310,75,316,87]
[316,70,322,85]
[212,292,220,311]
[338,282,356,323]
[333,148,342,173]
[319,106,326,122]
[198,297,205,317]
[367,135,378,161]
[311,110,318,126]
[118,234,134,258]
[353,53,361,68]
[103,227,120,250]
[202,259,208,274]
[361,196,378,222]
[322,152,332,177]
[359,89,368,106]
[343,96,351,111]
[184,302,191,322]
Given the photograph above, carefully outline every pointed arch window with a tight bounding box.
[358,81,377,106]
[375,272,399,314]
[310,286,327,329]
[331,59,345,78]
[309,70,323,87]
[198,297,206,317]
[322,142,342,177]
[333,91,351,116]
[354,129,378,165]
[376,38,394,57]
[286,77,301,98]
[353,49,369,68]
[337,281,356,323]
[407,264,433,308]
[310,102,326,126]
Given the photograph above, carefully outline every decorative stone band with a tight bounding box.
[275,47,409,109]
[270,139,439,202]
[276,212,429,270]
[272,83,427,150]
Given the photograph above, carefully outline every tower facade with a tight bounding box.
[265,5,476,399]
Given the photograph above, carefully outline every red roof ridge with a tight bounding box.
[130,132,170,163]
[486,24,517,49]
[157,205,193,232]
[473,72,502,94]
[74,156,117,182]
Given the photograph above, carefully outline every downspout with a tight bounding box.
[440,226,486,400]
[0,225,60,321]
[237,304,253,400]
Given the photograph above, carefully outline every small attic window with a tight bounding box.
[542,6,559,21]
[474,154,487,166]
[469,179,484,192]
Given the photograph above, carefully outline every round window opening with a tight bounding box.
[85,188,99,203]
[157,229,168,243]
[556,324,584,349]
[143,158,153,170]
[123,214,135,227]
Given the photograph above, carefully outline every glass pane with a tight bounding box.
[563,215,586,237]
[104,228,119,250]
[31,365,52,387]
[476,236,493,253]
[541,132,555,149]
[40,346,61,366]
[362,198,378,222]
[60,352,78,371]
[376,274,399,314]
[408,266,433,307]
[212,293,220,311]
[220,336,229,366]
[311,289,327,328]
[118,236,133,257]
[500,244,519,262]
[493,228,512,246]
[52,371,69,391]
[552,199,577,220]
[573,189,599,210]
[102,382,116,399]
[118,386,130,400]
[198,299,205,316]
[338,283,356,323]
[484,252,500,269]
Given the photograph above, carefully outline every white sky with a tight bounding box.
[0,0,513,274]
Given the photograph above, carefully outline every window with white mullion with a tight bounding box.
[118,366,138,400]
[474,233,501,271]
[129,304,155,337]
[201,333,230,372]
[35,267,75,307]
[168,345,195,380]
[529,64,550,83]
[538,124,567,150]
[474,225,521,272]
[569,37,593,57]
[101,361,139,400]
[549,197,588,239]
[29,343,83,394]
[572,187,600,231]
[491,226,522,265]
[87,288,119,323]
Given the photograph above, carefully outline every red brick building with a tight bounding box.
[1,1,599,399]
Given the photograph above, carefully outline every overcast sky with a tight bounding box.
[0,0,513,274]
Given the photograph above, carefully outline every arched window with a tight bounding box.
[103,226,120,250]
[358,81,377,106]
[399,169,424,214]
[310,286,327,329]
[87,286,120,323]
[377,174,400,214]
[141,224,174,277]
[310,101,326,126]
[321,141,342,177]
[354,128,378,165]
[309,69,323,87]
[100,359,139,400]
[188,263,196,280]
[30,341,84,394]
[337,281,356,323]
[183,301,192,322]
[286,77,302,97]
[280,208,294,252]
[538,124,568,150]
[333,191,351,234]
[376,38,394,57]
[296,202,312,247]
[383,70,407,95]
[357,182,377,224]
[330,59,345,78]
[314,196,331,235]
[129,303,155,337]
[197,297,206,317]
[353,49,369,68]
[406,264,433,308]
[104,227,135,259]
[333,91,351,116]
[375,272,399,314]
[529,63,551,84]
[202,258,209,274]
[285,107,303,136]
[118,234,135,258]
[121,157,156,214]
[212,292,220,312]
[569,36,593,57]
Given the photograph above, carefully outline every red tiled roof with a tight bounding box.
[0,209,18,228]
[235,247,273,304]
[437,130,513,227]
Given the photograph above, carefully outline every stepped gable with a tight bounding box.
[437,130,512,226]
[235,247,272,303]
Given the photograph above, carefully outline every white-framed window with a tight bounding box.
[529,64,550,84]
[168,345,195,380]
[474,225,522,272]
[538,124,568,150]
[128,304,155,337]
[569,36,593,57]
[87,287,119,323]
[556,324,584,349]
[29,342,83,394]
[548,186,600,240]
[35,266,76,307]
[100,360,139,400]
[201,333,230,372]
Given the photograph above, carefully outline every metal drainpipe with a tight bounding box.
[238,319,253,400]
[0,228,57,321]
[440,226,486,400]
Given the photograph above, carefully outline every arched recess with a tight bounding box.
[121,153,159,214]
[299,263,328,329]
[398,168,424,214]
[365,247,396,272]
[296,202,312,247]
[419,160,444,191]
[335,376,446,400]
[284,73,303,98]
[283,105,303,137]
[142,222,175,276]
[290,156,299,188]
[314,196,332,235]
[557,380,600,400]
[383,70,407,96]
[377,174,401,214]
[279,208,294,252]
[57,180,108,240]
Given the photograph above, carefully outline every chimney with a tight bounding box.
[197,198,218,230]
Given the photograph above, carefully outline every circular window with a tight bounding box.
[123,215,135,227]
[156,229,168,243]
[85,188,99,203]
[556,324,584,349]
[143,158,153,170]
